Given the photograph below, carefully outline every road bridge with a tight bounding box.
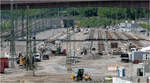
[5,38,149,42]
[1,0,149,10]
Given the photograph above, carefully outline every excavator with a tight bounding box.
[72,68,92,81]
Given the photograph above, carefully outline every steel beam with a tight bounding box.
[1,0,149,10]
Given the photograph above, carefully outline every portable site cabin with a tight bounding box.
[144,62,150,77]
[113,77,150,83]
[130,51,150,62]
[141,46,150,52]
[121,53,129,62]
[132,63,150,77]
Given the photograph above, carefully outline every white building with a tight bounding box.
[113,77,132,83]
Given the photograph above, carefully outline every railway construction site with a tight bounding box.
[1,0,150,82]
[0,27,150,83]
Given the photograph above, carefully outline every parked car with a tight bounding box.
[140,30,146,32]
[43,54,49,60]
[33,53,41,62]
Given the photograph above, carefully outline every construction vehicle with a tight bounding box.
[17,53,41,67]
[72,68,92,81]
[51,46,67,56]
[16,53,26,65]
[16,55,26,66]
[20,56,26,66]
[50,40,67,56]
[80,48,87,55]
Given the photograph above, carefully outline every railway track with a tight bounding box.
[113,31,127,45]
[98,30,105,54]
[89,29,95,52]
[122,32,143,47]
[134,34,145,39]
[105,31,113,39]
[89,30,94,39]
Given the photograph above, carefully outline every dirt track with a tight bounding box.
[0,56,72,83]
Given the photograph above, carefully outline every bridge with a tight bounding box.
[1,0,149,10]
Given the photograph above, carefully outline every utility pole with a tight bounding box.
[26,5,33,71]
[66,26,72,71]
[42,12,44,31]
[33,36,36,54]
[15,4,18,34]
[29,14,33,71]
[33,14,37,54]
[10,0,16,68]
[40,13,42,31]
[147,9,149,37]
[26,5,30,70]
[22,9,25,37]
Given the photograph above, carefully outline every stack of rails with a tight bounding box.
[122,32,143,47]
[89,30,95,50]
[98,30,105,54]
[105,31,113,39]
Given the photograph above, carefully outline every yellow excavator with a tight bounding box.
[19,56,26,66]
[16,53,26,66]
[72,68,92,81]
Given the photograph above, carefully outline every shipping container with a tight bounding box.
[121,53,129,63]
[0,57,8,68]
[0,61,5,73]
[111,42,118,48]
[61,19,74,28]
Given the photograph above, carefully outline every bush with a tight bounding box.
[140,24,150,31]
[77,17,123,28]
